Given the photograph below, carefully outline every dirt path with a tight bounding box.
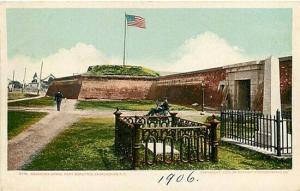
[8,100,79,170]
[8,100,206,170]
[8,100,129,170]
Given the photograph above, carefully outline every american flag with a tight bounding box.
[126,14,146,29]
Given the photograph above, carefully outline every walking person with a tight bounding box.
[54,90,63,111]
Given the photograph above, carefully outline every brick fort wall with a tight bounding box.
[279,57,292,106]
[78,76,156,100]
[46,77,82,99]
[148,68,226,108]
[46,57,291,110]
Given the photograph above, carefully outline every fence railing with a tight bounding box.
[221,109,292,156]
[114,109,220,169]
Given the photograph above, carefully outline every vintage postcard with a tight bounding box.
[0,1,300,191]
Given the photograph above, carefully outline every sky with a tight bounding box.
[7,8,292,82]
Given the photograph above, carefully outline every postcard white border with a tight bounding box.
[1,1,300,191]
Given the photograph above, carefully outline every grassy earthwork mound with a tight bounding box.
[86,65,160,77]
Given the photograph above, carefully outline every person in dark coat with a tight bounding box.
[146,98,170,116]
[54,91,63,111]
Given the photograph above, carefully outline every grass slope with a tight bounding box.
[8,96,54,107]
[8,92,39,100]
[8,111,47,139]
[24,117,291,170]
[86,65,159,77]
[76,100,194,111]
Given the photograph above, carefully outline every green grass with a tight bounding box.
[23,117,291,170]
[86,65,160,77]
[8,92,38,100]
[76,100,194,111]
[8,96,54,107]
[138,141,291,170]
[23,117,132,170]
[8,111,47,139]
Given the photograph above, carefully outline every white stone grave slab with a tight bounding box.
[142,143,179,155]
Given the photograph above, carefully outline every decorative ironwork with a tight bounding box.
[114,109,220,169]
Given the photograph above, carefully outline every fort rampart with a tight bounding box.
[47,75,157,100]
[147,67,226,109]
[46,56,292,110]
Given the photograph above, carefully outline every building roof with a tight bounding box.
[279,56,292,62]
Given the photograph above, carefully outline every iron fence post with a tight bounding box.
[132,123,142,169]
[220,110,224,138]
[209,115,220,162]
[276,109,281,156]
[170,112,178,127]
[237,111,240,139]
[114,108,122,152]
[220,110,224,137]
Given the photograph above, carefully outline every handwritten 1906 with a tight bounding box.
[158,171,197,186]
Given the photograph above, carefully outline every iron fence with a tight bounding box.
[221,109,292,156]
[114,109,220,169]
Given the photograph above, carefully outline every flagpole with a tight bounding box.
[123,13,127,67]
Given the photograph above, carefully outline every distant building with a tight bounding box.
[8,78,23,91]
[41,74,55,89]
[7,78,12,92]
[26,73,55,92]
[27,72,39,89]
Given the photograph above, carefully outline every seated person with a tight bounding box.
[146,98,169,116]
[161,98,169,110]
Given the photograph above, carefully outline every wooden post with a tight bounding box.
[22,67,26,93]
[37,61,43,95]
[170,112,178,127]
[12,70,15,91]
[132,123,141,169]
[114,108,122,152]
[209,115,220,162]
